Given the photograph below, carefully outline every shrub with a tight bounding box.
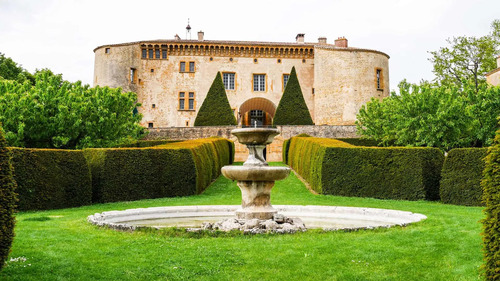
[85,137,233,203]
[336,138,380,147]
[10,148,92,211]
[283,134,311,164]
[481,130,500,280]
[288,137,444,200]
[440,148,488,206]
[119,140,179,148]
[0,127,16,270]
[194,72,237,126]
[273,67,314,125]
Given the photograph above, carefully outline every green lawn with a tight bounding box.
[0,163,484,280]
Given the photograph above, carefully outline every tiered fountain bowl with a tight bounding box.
[221,128,290,220]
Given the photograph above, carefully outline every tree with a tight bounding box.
[429,19,500,92]
[0,125,17,270]
[356,80,500,151]
[273,67,313,125]
[0,70,144,149]
[0,52,34,85]
[194,72,237,126]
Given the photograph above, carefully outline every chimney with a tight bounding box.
[296,33,305,43]
[334,37,348,48]
[318,37,327,44]
[198,31,204,41]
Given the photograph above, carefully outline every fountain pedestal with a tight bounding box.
[221,128,290,220]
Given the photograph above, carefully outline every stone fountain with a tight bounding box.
[87,128,429,234]
[221,127,290,220]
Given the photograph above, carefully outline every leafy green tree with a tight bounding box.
[356,80,500,151]
[273,67,313,125]
[194,72,236,126]
[429,19,500,92]
[0,70,144,149]
[0,52,34,85]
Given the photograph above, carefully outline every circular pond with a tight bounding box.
[88,205,426,232]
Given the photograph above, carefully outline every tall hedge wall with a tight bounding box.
[287,137,443,200]
[440,148,488,206]
[0,127,16,270]
[9,148,92,211]
[84,137,233,203]
[119,140,179,148]
[481,132,500,280]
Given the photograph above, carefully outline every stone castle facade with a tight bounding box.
[486,56,500,86]
[93,32,390,128]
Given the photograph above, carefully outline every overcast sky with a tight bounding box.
[1,0,499,92]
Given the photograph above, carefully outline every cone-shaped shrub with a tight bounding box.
[0,126,17,270]
[194,72,236,126]
[273,67,313,125]
[481,127,500,280]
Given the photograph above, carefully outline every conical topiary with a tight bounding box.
[0,125,17,270]
[481,125,500,280]
[194,72,237,126]
[273,67,314,125]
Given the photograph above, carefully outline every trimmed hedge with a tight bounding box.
[273,67,314,125]
[194,72,237,126]
[119,140,179,148]
[0,127,16,270]
[440,148,488,206]
[287,137,444,200]
[84,137,233,203]
[336,138,380,147]
[481,131,500,280]
[9,148,92,211]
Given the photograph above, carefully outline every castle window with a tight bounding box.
[151,69,154,73]
[162,49,167,59]
[148,48,154,59]
[152,104,156,108]
[277,59,281,63]
[189,62,195,72]
[129,68,136,84]
[302,59,306,63]
[253,74,266,92]
[105,48,110,54]
[179,92,185,110]
[254,58,258,63]
[155,49,160,59]
[283,74,290,91]
[180,62,186,72]
[148,123,153,128]
[188,92,195,110]
[376,68,384,90]
[210,57,213,61]
[142,49,147,59]
[223,73,235,90]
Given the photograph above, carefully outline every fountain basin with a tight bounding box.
[231,127,279,145]
[88,205,427,232]
[221,166,290,181]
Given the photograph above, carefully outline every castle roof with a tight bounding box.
[93,39,389,58]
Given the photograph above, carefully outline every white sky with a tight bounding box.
[0,0,499,92]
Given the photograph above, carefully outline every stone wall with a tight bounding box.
[145,125,359,162]
[313,47,390,125]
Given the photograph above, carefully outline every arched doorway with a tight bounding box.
[238,97,277,127]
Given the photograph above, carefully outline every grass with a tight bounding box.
[0,163,484,280]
